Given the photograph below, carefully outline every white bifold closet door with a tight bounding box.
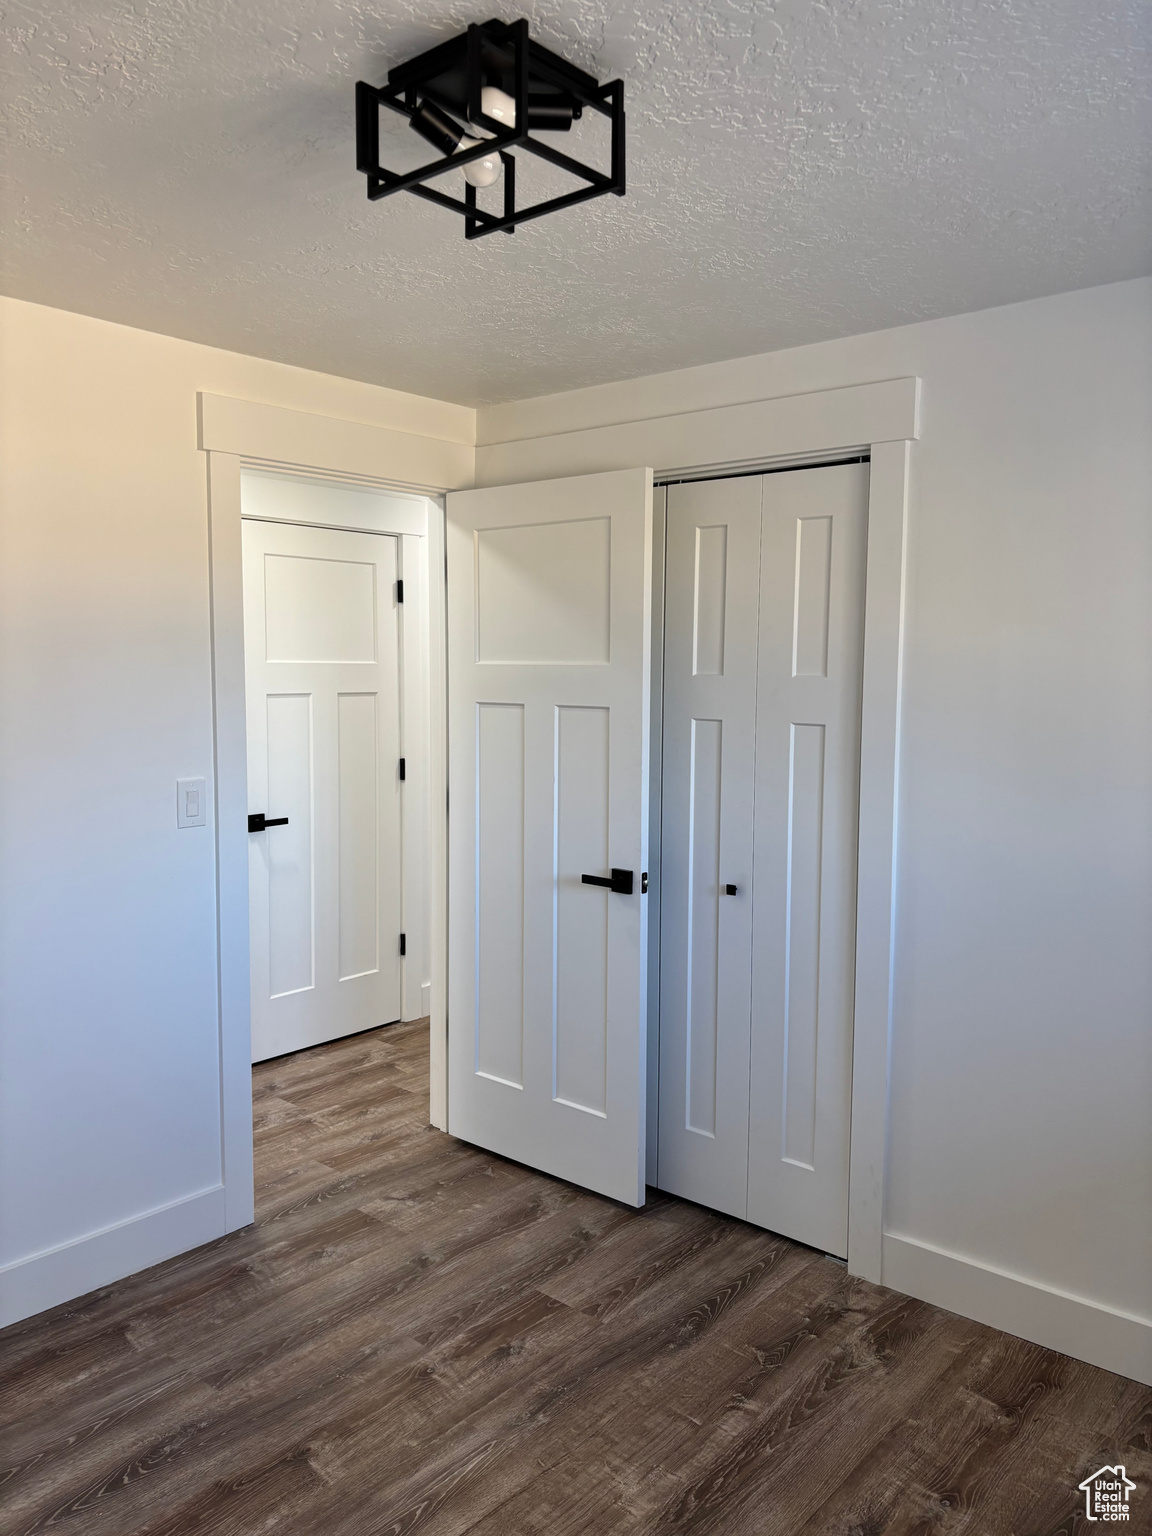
[657,475,762,1219]
[658,463,867,1256]
[243,519,403,1063]
[446,469,653,1207]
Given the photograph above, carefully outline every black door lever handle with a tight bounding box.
[248,813,290,832]
[581,868,634,895]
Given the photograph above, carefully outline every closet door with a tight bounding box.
[747,463,868,1256]
[657,476,761,1218]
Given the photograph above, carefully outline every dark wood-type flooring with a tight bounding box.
[3,1019,1149,1535]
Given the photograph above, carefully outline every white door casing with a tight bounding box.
[657,475,762,1219]
[243,519,403,1062]
[747,462,868,1255]
[446,469,653,1206]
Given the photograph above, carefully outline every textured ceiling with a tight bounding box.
[2,1,1149,405]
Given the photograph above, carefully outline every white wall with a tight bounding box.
[0,297,472,1324]
[476,277,1152,1376]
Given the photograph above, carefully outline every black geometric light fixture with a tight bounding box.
[355,19,624,240]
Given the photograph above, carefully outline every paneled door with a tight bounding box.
[446,469,653,1206]
[657,462,867,1257]
[243,520,402,1063]
[747,463,867,1255]
[658,475,762,1219]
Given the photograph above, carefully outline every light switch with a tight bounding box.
[177,777,207,828]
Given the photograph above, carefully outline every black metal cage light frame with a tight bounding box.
[355,18,624,239]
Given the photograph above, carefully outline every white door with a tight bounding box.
[446,469,653,1206]
[243,519,403,1062]
[747,463,867,1255]
[657,475,762,1219]
[657,463,867,1257]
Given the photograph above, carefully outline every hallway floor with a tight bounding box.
[3,1019,1149,1535]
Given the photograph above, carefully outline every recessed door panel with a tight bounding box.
[555,706,611,1116]
[475,702,526,1088]
[263,554,377,663]
[781,721,827,1169]
[792,516,833,678]
[692,525,729,676]
[265,692,314,998]
[337,691,379,982]
[686,717,723,1137]
[476,517,611,665]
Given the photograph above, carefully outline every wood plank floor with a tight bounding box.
[3,1019,1149,1536]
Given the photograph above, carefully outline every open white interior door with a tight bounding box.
[446,469,653,1206]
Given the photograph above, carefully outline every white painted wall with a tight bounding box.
[0,297,472,1324]
[476,277,1152,1373]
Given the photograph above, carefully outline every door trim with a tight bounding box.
[206,451,254,1231]
[198,392,473,490]
[202,397,459,1233]
[846,440,911,1280]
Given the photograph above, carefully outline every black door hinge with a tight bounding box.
[399,933,406,956]
[396,578,404,603]
[399,757,406,781]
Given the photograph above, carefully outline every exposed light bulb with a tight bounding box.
[458,136,502,187]
[469,85,517,137]
[407,96,502,184]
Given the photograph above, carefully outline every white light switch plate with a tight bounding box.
[177,777,207,828]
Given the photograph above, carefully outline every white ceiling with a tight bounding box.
[3,1,1148,406]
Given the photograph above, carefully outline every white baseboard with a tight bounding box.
[882,1232,1152,1387]
[401,982,433,1025]
[0,1185,227,1330]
